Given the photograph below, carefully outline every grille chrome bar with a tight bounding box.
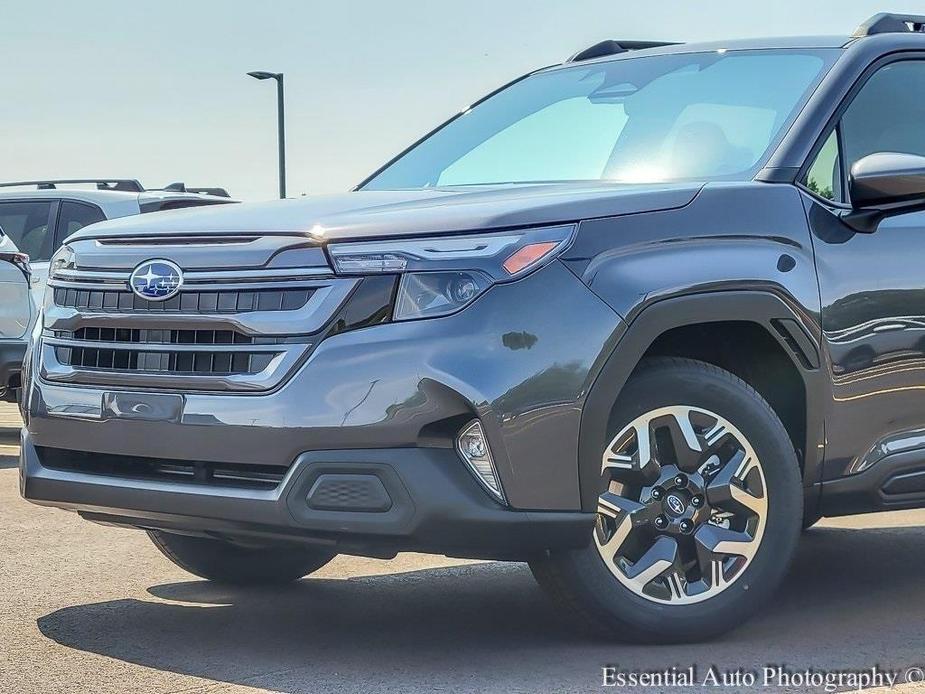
[53,287,316,313]
[54,345,279,375]
[55,327,284,346]
[52,266,334,285]
[71,234,327,273]
[40,341,304,391]
[46,336,285,353]
[45,279,358,337]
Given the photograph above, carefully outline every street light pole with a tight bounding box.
[275,74,286,199]
[247,71,287,199]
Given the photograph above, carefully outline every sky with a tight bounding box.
[2,0,922,201]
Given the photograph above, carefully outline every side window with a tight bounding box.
[805,130,841,202]
[803,60,925,204]
[57,201,105,245]
[841,60,925,170]
[0,201,54,261]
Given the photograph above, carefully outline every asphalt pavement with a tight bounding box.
[3,402,925,693]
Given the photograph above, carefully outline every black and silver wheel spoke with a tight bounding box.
[623,536,680,593]
[595,405,767,605]
[705,450,767,517]
[694,523,760,566]
[602,421,660,485]
[656,409,706,472]
[596,492,648,557]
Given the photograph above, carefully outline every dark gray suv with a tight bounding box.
[21,14,925,642]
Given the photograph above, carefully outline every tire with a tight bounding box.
[530,357,802,643]
[147,530,336,585]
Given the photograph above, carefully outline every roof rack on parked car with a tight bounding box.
[0,178,145,192]
[156,182,231,198]
[854,13,925,36]
[0,179,231,197]
[567,40,680,63]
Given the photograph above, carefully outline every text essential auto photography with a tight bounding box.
[601,665,916,691]
[6,1,925,693]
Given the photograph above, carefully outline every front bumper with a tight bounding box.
[20,431,592,559]
[20,261,620,556]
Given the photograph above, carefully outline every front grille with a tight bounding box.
[41,234,357,391]
[56,327,286,346]
[54,287,314,313]
[55,345,277,375]
[38,446,289,490]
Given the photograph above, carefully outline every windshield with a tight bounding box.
[362,49,836,189]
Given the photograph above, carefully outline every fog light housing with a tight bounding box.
[456,419,505,503]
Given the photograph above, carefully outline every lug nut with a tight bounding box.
[679,520,693,534]
[674,474,687,486]
[691,495,704,508]
[651,487,663,500]
[654,515,668,529]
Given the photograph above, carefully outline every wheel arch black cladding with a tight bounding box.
[578,291,825,514]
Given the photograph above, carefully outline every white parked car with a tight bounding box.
[0,178,233,400]
[0,232,31,402]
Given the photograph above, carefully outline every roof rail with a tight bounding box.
[0,179,231,198]
[0,178,144,192]
[567,40,680,63]
[853,13,925,37]
[186,187,231,198]
[152,182,231,198]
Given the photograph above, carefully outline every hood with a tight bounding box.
[0,233,18,253]
[68,182,703,243]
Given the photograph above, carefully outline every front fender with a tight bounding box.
[562,184,820,322]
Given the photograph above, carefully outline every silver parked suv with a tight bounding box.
[0,179,232,399]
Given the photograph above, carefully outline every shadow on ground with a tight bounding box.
[0,431,18,469]
[37,526,925,693]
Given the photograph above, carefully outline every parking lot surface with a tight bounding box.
[4,403,925,693]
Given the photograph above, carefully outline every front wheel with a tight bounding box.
[531,358,802,642]
[148,530,336,585]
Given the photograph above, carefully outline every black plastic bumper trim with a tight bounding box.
[20,434,593,560]
[819,447,925,516]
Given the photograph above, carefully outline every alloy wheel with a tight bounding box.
[595,405,767,605]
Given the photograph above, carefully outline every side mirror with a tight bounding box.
[844,152,925,231]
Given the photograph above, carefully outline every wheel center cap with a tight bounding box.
[664,493,687,517]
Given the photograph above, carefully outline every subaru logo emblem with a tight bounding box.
[666,494,686,516]
[129,259,183,302]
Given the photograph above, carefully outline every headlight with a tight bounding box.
[327,225,574,320]
[49,245,75,279]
